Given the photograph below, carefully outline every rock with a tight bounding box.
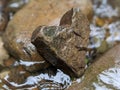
[3,0,92,72]
[3,57,50,72]
[0,0,9,33]
[0,12,8,33]
[0,65,5,72]
[0,70,10,79]
[75,0,93,21]
[3,57,15,67]
[8,65,31,84]
[0,37,9,66]
[7,0,30,14]
[23,62,50,72]
[31,8,90,77]
[0,70,10,90]
[38,80,64,90]
[67,44,120,90]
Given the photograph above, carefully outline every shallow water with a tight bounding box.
[93,67,120,90]
[0,60,72,90]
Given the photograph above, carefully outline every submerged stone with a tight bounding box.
[32,8,90,77]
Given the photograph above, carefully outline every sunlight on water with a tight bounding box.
[93,82,112,90]
[99,68,120,89]
[93,0,118,18]
[93,67,120,90]
[89,24,106,48]
[107,21,120,43]
[14,60,45,66]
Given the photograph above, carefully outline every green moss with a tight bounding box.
[85,58,89,64]
[43,27,56,37]
[97,40,108,54]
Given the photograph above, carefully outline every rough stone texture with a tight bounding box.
[0,0,9,33]
[0,0,8,33]
[0,11,8,33]
[67,44,120,90]
[8,65,31,84]
[0,37,9,66]
[3,0,92,72]
[3,57,15,67]
[32,8,90,77]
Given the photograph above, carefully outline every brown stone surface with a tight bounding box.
[0,37,9,66]
[67,44,120,90]
[8,65,31,84]
[3,0,92,72]
[3,57,15,67]
[0,0,9,33]
[32,8,90,77]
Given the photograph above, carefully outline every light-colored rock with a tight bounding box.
[0,37,9,66]
[0,70,10,79]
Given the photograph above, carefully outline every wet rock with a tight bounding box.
[0,37,9,66]
[76,0,93,21]
[38,79,64,90]
[0,12,9,33]
[67,44,120,90]
[13,59,50,72]
[3,57,15,67]
[0,65,5,72]
[32,8,90,77]
[0,70,10,79]
[7,0,30,16]
[3,0,92,72]
[8,65,31,84]
[23,62,50,72]
[0,0,9,33]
